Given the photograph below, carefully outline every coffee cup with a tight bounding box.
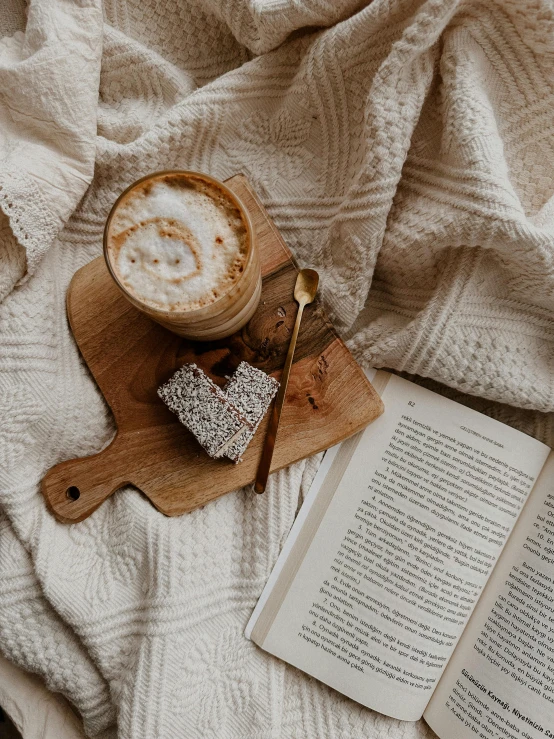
[103,170,261,341]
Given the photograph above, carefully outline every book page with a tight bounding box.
[246,367,378,629]
[424,452,554,739]
[248,373,549,721]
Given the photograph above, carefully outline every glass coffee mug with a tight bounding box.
[103,170,262,341]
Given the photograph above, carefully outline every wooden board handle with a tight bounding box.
[41,439,130,523]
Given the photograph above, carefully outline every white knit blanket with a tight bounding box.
[1,1,554,737]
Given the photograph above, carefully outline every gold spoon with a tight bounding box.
[254,268,319,494]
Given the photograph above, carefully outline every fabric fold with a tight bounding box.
[0,0,102,282]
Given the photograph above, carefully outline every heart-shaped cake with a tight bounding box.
[158,362,279,463]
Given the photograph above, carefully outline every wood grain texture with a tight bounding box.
[41,175,384,523]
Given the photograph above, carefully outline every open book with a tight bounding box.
[247,370,554,738]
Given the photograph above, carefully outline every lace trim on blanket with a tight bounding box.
[0,166,61,275]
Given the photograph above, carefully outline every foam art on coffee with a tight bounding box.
[107,175,248,311]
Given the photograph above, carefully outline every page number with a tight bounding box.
[408,401,415,407]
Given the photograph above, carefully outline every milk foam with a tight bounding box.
[107,176,248,311]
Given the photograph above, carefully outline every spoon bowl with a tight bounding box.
[294,269,319,305]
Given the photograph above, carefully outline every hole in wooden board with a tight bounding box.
[66,486,81,501]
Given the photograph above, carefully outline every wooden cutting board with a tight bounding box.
[42,175,384,523]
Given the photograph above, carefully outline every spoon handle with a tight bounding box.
[254,298,307,493]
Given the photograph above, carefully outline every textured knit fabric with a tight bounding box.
[1,1,554,738]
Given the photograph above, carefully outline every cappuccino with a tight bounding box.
[106,173,249,312]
